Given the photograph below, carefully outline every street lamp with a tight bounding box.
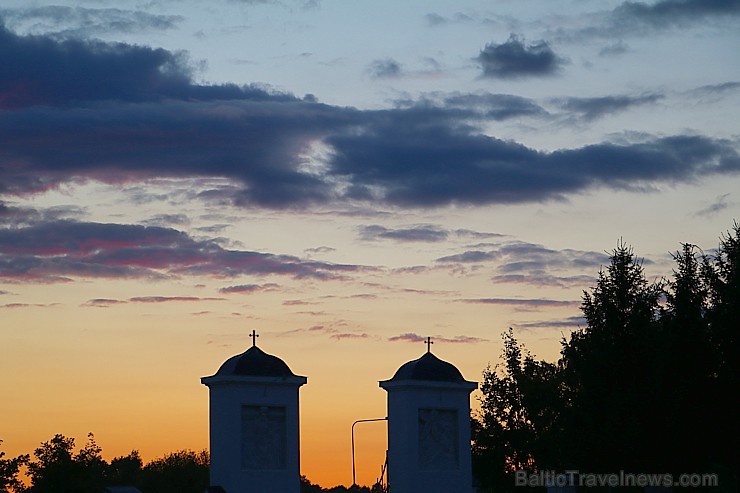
[351,417,387,487]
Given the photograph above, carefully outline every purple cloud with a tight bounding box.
[460,298,579,308]
[219,283,281,294]
[0,220,370,283]
[388,332,487,344]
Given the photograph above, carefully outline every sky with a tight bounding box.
[1,0,739,487]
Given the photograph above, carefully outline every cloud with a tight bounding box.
[304,246,336,255]
[83,296,227,306]
[396,92,547,121]
[476,35,565,79]
[129,296,224,303]
[82,298,127,307]
[1,27,739,209]
[0,6,184,38]
[424,11,489,27]
[1,302,58,309]
[219,283,281,294]
[283,299,314,306]
[388,332,487,344]
[359,224,449,242]
[436,250,499,263]
[1,202,85,226]
[552,0,740,42]
[0,220,369,283]
[460,298,579,308]
[424,13,449,26]
[141,214,191,227]
[367,58,403,79]
[0,24,295,109]
[435,240,606,289]
[437,241,608,270]
[694,193,732,217]
[599,41,630,57]
[613,0,740,27]
[688,81,740,99]
[513,315,586,329]
[552,93,663,122]
[454,229,506,240]
[330,332,374,340]
[491,273,596,289]
[329,124,740,206]
[388,333,428,343]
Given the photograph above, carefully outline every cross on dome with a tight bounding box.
[250,329,259,347]
[425,336,433,353]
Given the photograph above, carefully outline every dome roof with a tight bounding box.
[215,346,297,377]
[389,352,465,382]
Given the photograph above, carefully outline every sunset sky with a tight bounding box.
[1,0,739,487]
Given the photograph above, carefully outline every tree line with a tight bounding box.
[472,222,738,492]
[0,435,383,493]
[0,434,208,493]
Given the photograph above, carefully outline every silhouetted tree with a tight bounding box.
[139,449,208,493]
[26,433,107,493]
[301,475,325,493]
[473,329,563,491]
[0,440,28,493]
[107,450,143,487]
[700,222,739,487]
[473,224,738,491]
[560,241,666,472]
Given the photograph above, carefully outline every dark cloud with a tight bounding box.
[2,302,58,309]
[82,298,127,307]
[454,229,505,240]
[129,296,224,303]
[476,35,565,79]
[460,298,579,308]
[424,13,449,26]
[614,0,740,27]
[367,58,403,79]
[553,0,740,42]
[141,214,191,227]
[0,202,85,226]
[0,99,339,205]
[437,250,499,263]
[359,224,449,242]
[398,92,547,121]
[553,93,663,121]
[599,41,630,57]
[0,220,369,283]
[491,273,596,289]
[329,123,740,206]
[1,27,739,209]
[513,315,586,329]
[688,81,740,99]
[0,6,183,38]
[304,246,336,255]
[0,24,295,109]
[219,283,281,294]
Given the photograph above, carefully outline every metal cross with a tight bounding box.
[425,336,433,353]
[250,329,259,347]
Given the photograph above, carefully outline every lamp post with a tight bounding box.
[351,417,387,487]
